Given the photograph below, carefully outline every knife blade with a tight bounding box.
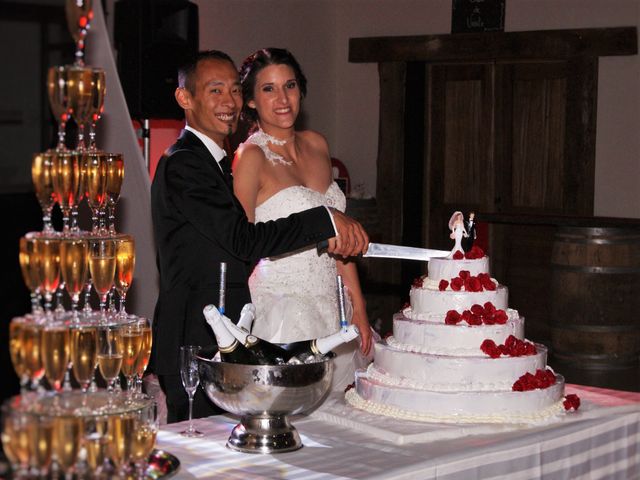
[317,240,450,261]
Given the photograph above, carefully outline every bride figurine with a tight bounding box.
[448,211,468,256]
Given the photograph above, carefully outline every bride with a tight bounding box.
[233,48,372,389]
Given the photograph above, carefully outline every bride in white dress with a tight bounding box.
[448,210,467,256]
[233,48,373,390]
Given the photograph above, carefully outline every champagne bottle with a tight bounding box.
[236,303,255,333]
[202,305,256,364]
[220,313,360,364]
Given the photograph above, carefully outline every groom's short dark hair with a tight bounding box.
[178,50,236,95]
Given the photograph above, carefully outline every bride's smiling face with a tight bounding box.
[248,64,301,132]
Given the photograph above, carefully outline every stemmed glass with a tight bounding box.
[9,320,29,392]
[120,323,143,395]
[88,68,106,151]
[84,152,107,234]
[105,153,124,234]
[52,151,83,233]
[32,152,57,233]
[19,236,43,317]
[97,325,123,395]
[21,323,45,391]
[88,238,116,319]
[115,235,135,317]
[53,414,82,479]
[66,66,94,150]
[65,0,93,66]
[27,414,54,478]
[179,345,203,437]
[47,66,71,150]
[1,405,31,478]
[71,326,97,394]
[41,323,70,392]
[60,237,89,321]
[130,403,159,478]
[134,318,152,394]
[35,237,61,315]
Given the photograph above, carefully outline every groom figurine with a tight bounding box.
[150,50,369,423]
[462,211,477,252]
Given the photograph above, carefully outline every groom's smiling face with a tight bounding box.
[177,58,243,148]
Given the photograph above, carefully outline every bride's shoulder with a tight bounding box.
[232,142,266,173]
[298,130,329,154]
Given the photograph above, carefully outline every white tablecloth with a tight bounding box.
[155,385,640,479]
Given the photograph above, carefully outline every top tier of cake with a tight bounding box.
[428,256,490,283]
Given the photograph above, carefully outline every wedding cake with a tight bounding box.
[346,244,580,424]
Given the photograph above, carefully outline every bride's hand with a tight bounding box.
[351,311,373,356]
[327,209,369,257]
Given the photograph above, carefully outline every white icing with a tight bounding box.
[373,342,548,390]
[346,379,566,425]
[428,256,490,282]
[393,309,524,355]
[410,284,508,314]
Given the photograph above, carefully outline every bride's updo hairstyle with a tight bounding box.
[239,47,308,123]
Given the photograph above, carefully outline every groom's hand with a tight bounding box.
[327,209,369,257]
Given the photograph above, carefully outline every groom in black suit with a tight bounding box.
[150,50,369,422]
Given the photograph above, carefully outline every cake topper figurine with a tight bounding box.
[448,211,468,257]
[462,211,477,252]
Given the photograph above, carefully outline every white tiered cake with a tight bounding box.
[347,246,575,424]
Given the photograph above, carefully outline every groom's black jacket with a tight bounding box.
[150,129,335,376]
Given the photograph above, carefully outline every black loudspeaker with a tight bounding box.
[114,0,198,119]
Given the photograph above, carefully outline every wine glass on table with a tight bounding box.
[114,235,135,317]
[130,402,159,478]
[88,237,116,320]
[179,345,204,437]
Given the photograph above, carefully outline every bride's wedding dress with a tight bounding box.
[249,182,368,390]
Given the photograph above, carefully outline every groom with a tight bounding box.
[150,50,369,422]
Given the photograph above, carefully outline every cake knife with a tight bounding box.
[317,240,450,261]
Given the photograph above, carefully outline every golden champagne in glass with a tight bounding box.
[120,325,143,393]
[89,238,116,318]
[115,235,135,316]
[53,416,83,475]
[41,325,70,391]
[67,66,94,150]
[1,408,31,475]
[47,66,71,150]
[134,322,152,393]
[60,238,88,317]
[105,153,124,234]
[65,0,93,65]
[9,321,26,382]
[97,326,122,393]
[32,152,57,233]
[35,237,61,314]
[84,152,107,233]
[107,413,135,471]
[21,323,44,388]
[131,404,158,477]
[19,236,42,315]
[84,416,109,472]
[27,415,54,477]
[88,68,106,150]
[52,151,83,232]
[71,327,97,392]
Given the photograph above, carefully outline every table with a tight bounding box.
[155,384,640,479]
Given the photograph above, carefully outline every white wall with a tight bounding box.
[196,0,640,217]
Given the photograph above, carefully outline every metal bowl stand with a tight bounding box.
[227,414,303,454]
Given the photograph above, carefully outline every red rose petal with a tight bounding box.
[438,279,449,291]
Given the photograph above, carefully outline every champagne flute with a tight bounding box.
[83,416,111,476]
[134,318,152,394]
[19,236,43,316]
[65,0,93,66]
[41,324,70,392]
[9,320,29,392]
[27,414,54,478]
[131,403,158,478]
[105,153,124,234]
[107,413,135,475]
[71,326,97,393]
[60,237,88,320]
[53,415,83,479]
[179,345,203,437]
[115,235,135,317]
[35,237,61,315]
[32,152,57,233]
[1,406,31,478]
[66,66,94,150]
[120,323,143,395]
[88,238,116,319]
[21,323,45,390]
[97,325,123,394]
[47,66,71,150]
[88,68,106,151]
[84,152,107,234]
[52,151,83,233]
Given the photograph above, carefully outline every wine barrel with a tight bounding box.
[550,227,640,390]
